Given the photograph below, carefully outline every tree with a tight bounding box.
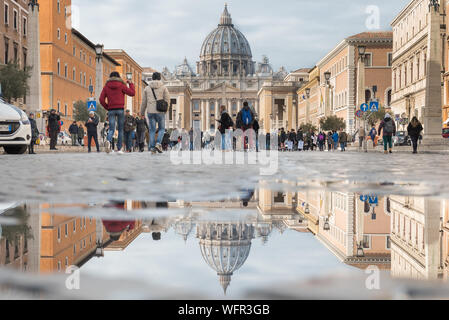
[2,206,33,243]
[299,123,318,133]
[366,106,390,126]
[73,100,107,122]
[0,63,31,103]
[319,115,346,131]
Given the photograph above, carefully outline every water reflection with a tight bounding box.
[0,185,448,298]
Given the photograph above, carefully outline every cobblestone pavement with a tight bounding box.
[1,150,449,203]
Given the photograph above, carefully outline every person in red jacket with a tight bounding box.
[100,72,135,154]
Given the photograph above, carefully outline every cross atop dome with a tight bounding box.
[219,3,233,26]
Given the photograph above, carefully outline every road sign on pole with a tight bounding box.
[360,103,369,112]
[87,100,97,112]
[369,101,379,112]
[356,110,364,119]
[360,195,368,202]
[368,196,378,205]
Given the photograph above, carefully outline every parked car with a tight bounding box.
[393,131,411,146]
[58,131,71,145]
[442,128,449,138]
[0,101,32,154]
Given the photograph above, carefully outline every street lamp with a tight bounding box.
[304,204,310,214]
[305,88,311,99]
[358,45,367,57]
[95,44,104,60]
[323,217,330,231]
[324,71,331,83]
[356,242,365,257]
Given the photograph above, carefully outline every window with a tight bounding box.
[386,89,392,106]
[73,244,76,254]
[57,227,61,241]
[13,9,17,30]
[57,28,60,40]
[57,101,60,113]
[64,33,67,44]
[64,104,67,116]
[23,17,27,36]
[363,53,372,67]
[387,53,393,66]
[73,46,76,56]
[57,59,60,75]
[4,38,9,64]
[23,49,27,69]
[58,261,61,272]
[73,220,76,232]
[57,0,60,13]
[64,64,67,78]
[73,67,76,80]
[4,3,8,25]
[365,90,371,104]
[386,236,391,249]
[65,257,68,267]
[362,235,371,249]
[65,223,68,237]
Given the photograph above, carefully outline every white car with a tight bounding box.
[0,101,32,154]
[58,131,71,145]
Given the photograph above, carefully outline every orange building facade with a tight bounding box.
[39,0,121,132]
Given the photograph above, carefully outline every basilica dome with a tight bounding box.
[198,5,255,77]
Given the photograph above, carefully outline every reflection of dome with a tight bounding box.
[256,223,272,245]
[174,217,194,243]
[197,222,255,294]
[198,4,255,76]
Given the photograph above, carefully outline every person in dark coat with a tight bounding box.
[136,114,149,152]
[28,113,39,154]
[69,121,78,146]
[218,105,234,150]
[77,124,85,146]
[85,111,100,153]
[236,102,256,150]
[407,116,423,154]
[48,109,60,150]
[124,110,137,152]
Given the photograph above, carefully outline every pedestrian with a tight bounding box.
[28,113,39,154]
[327,131,333,151]
[236,101,256,150]
[378,113,396,154]
[407,116,423,154]
[369,125,377,148]
[48,109,60,150]
[101,122,109,145]
[124,110,137,152]
[266,132,271,150]
[218,105,234,151]
[140,72,169,154]
[77,124,85,146]
[332,130,339,151]
[338,129,347,152]
[136,114,148,152]
[279,128,287,151]
[100,71,136,154]
[318,131,325,151]
[85,111,100,153]
[358,126,366,151]
[69,121,78,146]
[297,128,304,151]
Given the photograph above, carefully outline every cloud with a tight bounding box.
[72,0,410,72]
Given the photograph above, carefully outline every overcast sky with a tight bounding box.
[72,0,410,73]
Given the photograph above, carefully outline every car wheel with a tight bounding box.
[4,145,28,154]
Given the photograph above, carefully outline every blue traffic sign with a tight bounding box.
[369,101,379,112]
[360,195,368,202]
[87,100,97,112]
[360,103,369,112]
[368,196,378,205]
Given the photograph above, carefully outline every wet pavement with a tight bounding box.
[1,151,449,299]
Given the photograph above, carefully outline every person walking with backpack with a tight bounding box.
[85,111,100,153]
[318,131,325,151]
[407,116,423,154]
[369,125,377,148]
[218,105,234,151]
[378,113,396,154]
[338,129,347,152]
[140,72,170,154]
[327,131,333,151]
[236,101,255,150]
[100,71,135,154]
[124,110,137,153]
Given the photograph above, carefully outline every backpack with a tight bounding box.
[241,108,252,126]
[384,120,394,134]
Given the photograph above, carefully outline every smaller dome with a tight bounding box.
[175,58,196,77]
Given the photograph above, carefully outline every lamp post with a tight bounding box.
[94,44,104,106]
[305,88,311,124]
[357,45,368,152]
[324,71,332,118]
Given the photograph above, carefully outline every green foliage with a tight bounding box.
[73,100,106,122]
[319,115,346,131]
[299,123,318,133]
[367,106,389,126]
[2,206,33,243]
[0,63,31,103]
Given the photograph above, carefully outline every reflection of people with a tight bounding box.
[102,201,135,241]
[152,232,161,241]
[240,189,255,207]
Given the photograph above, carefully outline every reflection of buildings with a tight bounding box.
[197,221,254,294]
[390,196,442,279]
[296,188,391,270]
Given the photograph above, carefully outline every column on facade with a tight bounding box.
[255,100,259,118]
[238,100,242,113]
[228,99,232,115]
[215,100,220,128]
[206,100,211,132]
[201,100,206,131]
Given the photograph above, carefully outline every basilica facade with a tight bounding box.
[161,5,303,132]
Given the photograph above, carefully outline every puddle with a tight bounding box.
[0,184,448,299]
